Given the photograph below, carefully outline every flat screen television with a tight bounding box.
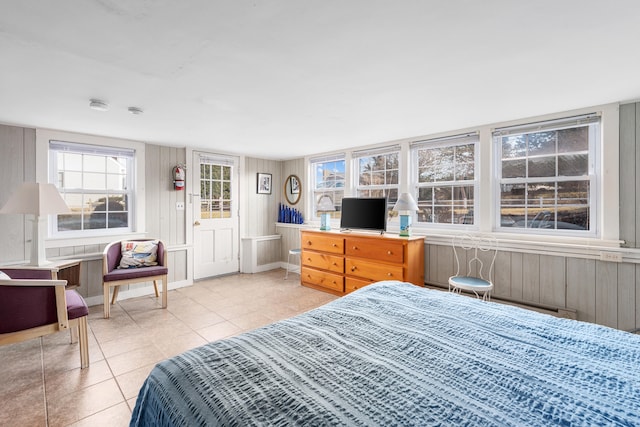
[339,197,388,233]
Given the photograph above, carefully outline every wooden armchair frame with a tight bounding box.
[102,239,168,319]
[0,278,89,369]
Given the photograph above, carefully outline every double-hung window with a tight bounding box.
[494,114,599,234]
[49,140,135,235]
[310,154,345,218]
[353,146,400,210]
[411,133,478,226]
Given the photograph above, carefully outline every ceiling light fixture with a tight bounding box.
[89,99,109,111]
[128,106,144,115]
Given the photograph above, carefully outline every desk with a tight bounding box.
[0,259,82,289]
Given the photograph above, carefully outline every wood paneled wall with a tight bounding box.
[277,158,306,260]
[424,102,640,330]
[0,124,188,303]
[144,145,186,246]
[620,103,640,249]
[243,157,282,237]
[425,244,639,330]
[0,125,34,263]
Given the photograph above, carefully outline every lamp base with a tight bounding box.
[399,214,411,237]
[29,216,52,266]
[320,213,331,231]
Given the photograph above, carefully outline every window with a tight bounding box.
[494,114,599,234]
[310,154,345,218]
[199,160,232,219]
[353,146,400,211]
[411,134,478,226]
[49,141,135,235]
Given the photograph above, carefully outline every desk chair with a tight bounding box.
[448,234,497,301]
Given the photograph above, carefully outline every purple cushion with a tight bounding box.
[105,240,166,274]
[66,290,89,320]
[103,265,168,282]
[0,285,57,333]
[1,268,52,280]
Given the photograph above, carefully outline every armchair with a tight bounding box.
[0,268,89,369]
[102,239,168,318]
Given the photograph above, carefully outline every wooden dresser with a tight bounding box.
[300,230,424,295]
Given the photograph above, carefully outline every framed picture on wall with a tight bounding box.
[257,172,272,194]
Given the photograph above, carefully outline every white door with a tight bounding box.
[192,152,239,279]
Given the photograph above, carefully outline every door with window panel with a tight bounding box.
[192,152,239,279]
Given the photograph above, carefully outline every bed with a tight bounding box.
[131,281,640,426]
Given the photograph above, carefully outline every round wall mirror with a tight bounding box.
[284,174,301,205]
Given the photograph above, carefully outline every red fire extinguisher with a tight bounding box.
[173,166,185,190]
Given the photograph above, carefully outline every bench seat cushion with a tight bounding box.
[104,266,168,283]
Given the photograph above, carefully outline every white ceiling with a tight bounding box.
[1,1,640,160]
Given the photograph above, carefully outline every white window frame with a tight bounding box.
[36,129,146,246]
[309,153,346,220]
[49,140,135,236]
[410,133,479,230]
[352,145,401,210]
[301,104,619,252]
[493,114,600,237]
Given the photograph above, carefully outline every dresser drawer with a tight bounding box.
[301,267,344,292]
[301,250,344,273]
[345,277,374,294]
[345,258,404,282]
[345,237,404,263]
[302,234,344,255]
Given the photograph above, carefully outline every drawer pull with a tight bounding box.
[332,243,337,247]
[387,250,392,255]
[387,272,393,276]
[352,246,357,250]
[351,266,357,271]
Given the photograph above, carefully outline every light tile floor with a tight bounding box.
[0,270,337,427]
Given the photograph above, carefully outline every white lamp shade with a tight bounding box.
[392,192,418,212]
[316,195,336,212]
[0,182,70,215]
[0,182,70,266]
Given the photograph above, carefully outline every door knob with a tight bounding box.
[194,221,201,226]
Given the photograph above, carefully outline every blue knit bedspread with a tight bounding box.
[130,281,640,426]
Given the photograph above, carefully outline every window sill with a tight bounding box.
[45,232,149,249]
[413,229,640,262]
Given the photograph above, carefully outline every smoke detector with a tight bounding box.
[89,99,109,111]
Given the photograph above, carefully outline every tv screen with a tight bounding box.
[340,197,388,232]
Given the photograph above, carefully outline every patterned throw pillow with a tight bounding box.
[118,241,159,269]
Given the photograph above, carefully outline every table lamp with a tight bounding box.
[0,182,70,266]
[316,195,335,231]
[392,192,418,237]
